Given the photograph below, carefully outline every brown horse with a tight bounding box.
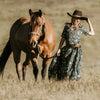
[0,9,56,81]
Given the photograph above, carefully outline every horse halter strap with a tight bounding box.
[30,32,40,35]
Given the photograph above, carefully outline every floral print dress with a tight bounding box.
[48,23,89,81]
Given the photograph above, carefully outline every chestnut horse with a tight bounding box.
[0,9,56,81]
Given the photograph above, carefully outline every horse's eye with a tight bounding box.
[39,25,41,27]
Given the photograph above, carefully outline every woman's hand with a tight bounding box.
[57,49,61,56]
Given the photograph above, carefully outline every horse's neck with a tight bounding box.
[44,17,55,38]
[39,16,55,44]
[13,18,30,43]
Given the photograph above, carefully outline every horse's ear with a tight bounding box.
[29,9,33,16]
[38,9,42,17]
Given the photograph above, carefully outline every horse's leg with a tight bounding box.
[22,54,31,81]
[41,54,52,79]
[13,50,21,80]
[31,56,38,81]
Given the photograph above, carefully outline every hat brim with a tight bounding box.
[67,13,87,20]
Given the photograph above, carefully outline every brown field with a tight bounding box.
[0,0,100,100]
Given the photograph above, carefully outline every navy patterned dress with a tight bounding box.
[48,23,89,81]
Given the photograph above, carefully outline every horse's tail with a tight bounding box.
[0,40,12,75]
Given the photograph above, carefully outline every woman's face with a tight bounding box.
[72,18,81,26]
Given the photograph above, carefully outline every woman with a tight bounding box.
[48,10,95,81]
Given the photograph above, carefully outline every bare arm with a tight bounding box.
[58,38,65,50]
[86,18,95,36]
[56,38,65,56]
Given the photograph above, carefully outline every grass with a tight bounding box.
[0,0,100,100]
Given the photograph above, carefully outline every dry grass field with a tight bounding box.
[0,0,100,100]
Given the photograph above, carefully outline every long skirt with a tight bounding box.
[48,45,82,81]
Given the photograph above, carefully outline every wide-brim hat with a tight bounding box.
[67,10,87,20]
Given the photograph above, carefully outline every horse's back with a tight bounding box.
[10,17,30,37]
[10,17,30,52]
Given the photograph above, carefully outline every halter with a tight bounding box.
[30,32,40,36]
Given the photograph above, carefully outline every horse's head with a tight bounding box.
[29,9,45,48]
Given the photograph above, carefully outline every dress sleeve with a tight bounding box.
[61,24,69,38]
[81,26,90,36]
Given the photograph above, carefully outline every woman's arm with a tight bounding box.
[86,18,95,36]
[56,38,65,56]
[58,38,65,50]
